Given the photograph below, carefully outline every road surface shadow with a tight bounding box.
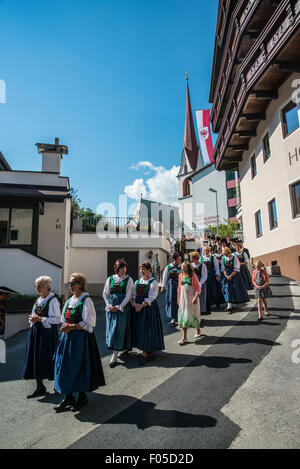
[73,394,217,430]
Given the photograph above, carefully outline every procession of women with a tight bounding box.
[22,234,272,412]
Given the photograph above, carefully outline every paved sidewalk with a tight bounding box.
[222,278,300,449]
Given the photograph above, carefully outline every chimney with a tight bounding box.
[36,137,68,174]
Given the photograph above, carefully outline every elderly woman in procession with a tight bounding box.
[54,273,105,412]
[103,259,134,368]
[22,276,61,399]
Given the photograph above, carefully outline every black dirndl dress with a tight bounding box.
[193,263,208,315]
[202,256,225,309]
[165,265,180,321]
[235,253,253,290]
[221,257,250,304]
[132,279,165,353]
[22,294,59,381]
[54,294,105,394]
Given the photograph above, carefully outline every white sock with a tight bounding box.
[227,303,232,309]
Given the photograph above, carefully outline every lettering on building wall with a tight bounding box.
[289,148,299,166]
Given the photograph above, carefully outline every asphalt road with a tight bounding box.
[0,277,298,449]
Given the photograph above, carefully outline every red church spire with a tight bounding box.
[184,76,199,171]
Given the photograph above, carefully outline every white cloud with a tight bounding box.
[124,178,146,201]
[124,161,180,205]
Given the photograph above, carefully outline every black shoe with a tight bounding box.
[27,386,46,399]
[71,396,88,412]
[169,321,176,327]
[54,395,75,412]
[138,356,148,366]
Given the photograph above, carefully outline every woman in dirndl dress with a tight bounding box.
[201,245,225,310]
[132,262,165,366]
[252,261,271,321]
[234,243,253,290]
[54,273,105,412]
[190,251,208,315]
[177,262,202,346]
[214,245,223,267]
[161,253,182,327]
[221,247,250,313]
[103,259,134,368]
[22,276,61,399]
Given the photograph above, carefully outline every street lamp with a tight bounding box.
[209,188,219,236]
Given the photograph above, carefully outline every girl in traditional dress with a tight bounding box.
[190,252,208,315]
[221,248,250,313]
[234,242,253,290]
[201,245,225,311]
[161,253,182,327]
[22,276,61,399]
[54,273,105,412]
[132,262,165,366]
[214,245,223,267]
[103,259,134,368]
[252,261,271,321]
[177,262,202,346]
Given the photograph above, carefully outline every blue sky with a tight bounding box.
[0,0,219,213]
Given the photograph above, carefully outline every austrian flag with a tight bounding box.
[196,109,214,166]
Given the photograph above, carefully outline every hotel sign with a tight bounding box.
[289,147,299,166]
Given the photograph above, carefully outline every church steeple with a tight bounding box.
[184,76,199,172]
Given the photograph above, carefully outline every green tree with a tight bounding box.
[70,188,81,218]
[207,220,241,239]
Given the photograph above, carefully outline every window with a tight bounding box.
[227,187,237,199]
[263,133,271,163]
[183,179,191,197]
[251,154,257,179]
[170,210,175,238]
[159,210,163,235]
[228,207,237,218]
[0,208,33,246]
[282,101,299,138]
[255,210,263,238]
[0,208,9,245]
[10,209,33,245]
[290,181,300,218]
[268,198,278,230]
[226,170,237,182]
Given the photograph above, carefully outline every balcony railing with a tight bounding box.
[76,216,174,238]
[211,0,268,131]
[214,0,300,169]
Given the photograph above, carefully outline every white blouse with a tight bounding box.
[132,277,159,305]
[201,255,220,276]
[61,293,96,333]
[161,263,181,288]
[221,256,240,273]
[234,251,249,264]
[30,292,61,329]
[102,275,134,312]
[192,263,208,286]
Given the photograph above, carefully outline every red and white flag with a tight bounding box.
[195,109,214,166]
